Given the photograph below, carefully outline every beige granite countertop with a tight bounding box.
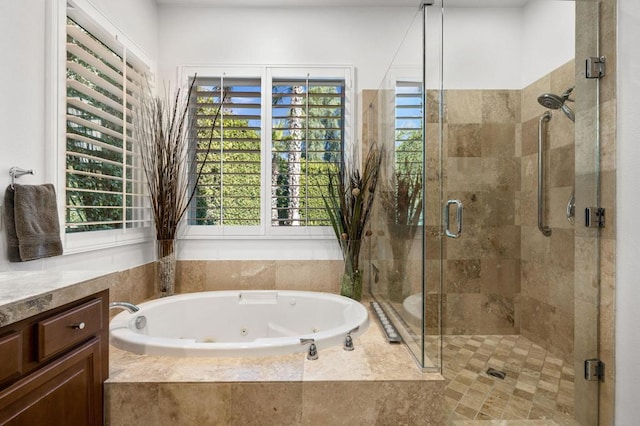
[0,270,116,327]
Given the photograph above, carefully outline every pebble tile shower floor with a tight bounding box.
[441,334,578,424]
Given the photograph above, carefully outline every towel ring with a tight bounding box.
[9,167,35,190]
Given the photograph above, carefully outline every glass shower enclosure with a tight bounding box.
[366,0,602,423]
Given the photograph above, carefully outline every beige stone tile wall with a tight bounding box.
[442,89,521,336]
[175,260,344,294]
[518,60,576,364]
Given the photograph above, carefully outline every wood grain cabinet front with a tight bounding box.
[0,290,108,426]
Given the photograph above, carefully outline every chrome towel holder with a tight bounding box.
[9,167,35,190]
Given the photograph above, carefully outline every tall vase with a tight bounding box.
[156,239,176,297]
[341,263,363,301]
[340,239,363,301]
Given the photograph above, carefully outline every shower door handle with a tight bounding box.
[444,199,463,238]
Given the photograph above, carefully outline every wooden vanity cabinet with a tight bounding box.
[0,290,109,425]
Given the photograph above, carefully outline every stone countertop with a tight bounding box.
[0,270,116,327]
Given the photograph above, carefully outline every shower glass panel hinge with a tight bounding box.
[585,207,606,228]
[584,359,605,382]
[586,56,606,79]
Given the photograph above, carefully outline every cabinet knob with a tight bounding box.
[70,322,86,330]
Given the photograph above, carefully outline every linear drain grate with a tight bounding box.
[370,302,402,344]
[486,368,506,380]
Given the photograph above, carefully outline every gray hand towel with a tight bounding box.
[4,184,63,262]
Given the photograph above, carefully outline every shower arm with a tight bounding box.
[538,112,552,237]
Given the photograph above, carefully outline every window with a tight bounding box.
[65,17,149,234]
[271,78,344,227]
[189,77,262,226]
[185,67,351,236]
[393,80,423,227]
[395,80,423,170]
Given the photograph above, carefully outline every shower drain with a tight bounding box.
[486,368,506,380]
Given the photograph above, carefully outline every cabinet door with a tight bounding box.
[0,337,103,426]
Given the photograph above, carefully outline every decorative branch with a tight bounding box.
[135,76,225,241]
[322,143,383,272]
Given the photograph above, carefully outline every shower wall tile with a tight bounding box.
[446,259,481,293]
[520,259,551,304]
[448,124,482,157]
[547,111,575,149]
[480,259,521,295]
[480,293,516,333]
[521,118,538,157]
[480,123,517,157]
[446,90,483,124]
[482,90,520,123]
[518,62,576,365]
[443,293,483,333]
[549,144,575,187]
[440,88,521,335]
[516,295,574,363]
[550,228,576,271]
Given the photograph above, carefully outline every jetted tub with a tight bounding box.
[109,290,369,357]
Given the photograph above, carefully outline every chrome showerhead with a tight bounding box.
[537,86,575,122]
[537,93,565,110]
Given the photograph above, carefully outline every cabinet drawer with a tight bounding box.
[37,298,102,361]
[0,332,22,383]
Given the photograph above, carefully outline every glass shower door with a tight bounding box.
[435,0,602,423]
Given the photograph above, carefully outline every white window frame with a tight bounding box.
[47,0,155,254]
[178,65,354,242]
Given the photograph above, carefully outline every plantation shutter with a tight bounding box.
[65,18,148,232]
[189,77,262,226]
[271,78,345,226]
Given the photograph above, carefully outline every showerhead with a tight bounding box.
[537,93,565,110]
[537,86,575,122]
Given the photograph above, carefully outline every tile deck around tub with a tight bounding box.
[106,301,446,426]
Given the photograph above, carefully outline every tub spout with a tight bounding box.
[300,338,318,360]
[109,302,140,313]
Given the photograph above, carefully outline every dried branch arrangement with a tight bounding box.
[135,77,224,241]
[323,144,382,299]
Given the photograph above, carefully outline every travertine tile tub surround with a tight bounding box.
[106,300,446,426]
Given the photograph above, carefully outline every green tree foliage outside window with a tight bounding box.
[65,18,145,233]
[189,76,345,228]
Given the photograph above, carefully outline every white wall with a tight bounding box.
[0,0,158,273]
[615,0,640,422]
[521,0,575,87]
[442,7,523,89]
[421,1,575,90]
[156,6,420,90]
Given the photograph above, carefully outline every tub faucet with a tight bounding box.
[109,302,140,313]
[300,338,318,360]
[343,326,360,351]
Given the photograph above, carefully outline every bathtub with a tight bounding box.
[109,290,369,357]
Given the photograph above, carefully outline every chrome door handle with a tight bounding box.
[444,199,463,238]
